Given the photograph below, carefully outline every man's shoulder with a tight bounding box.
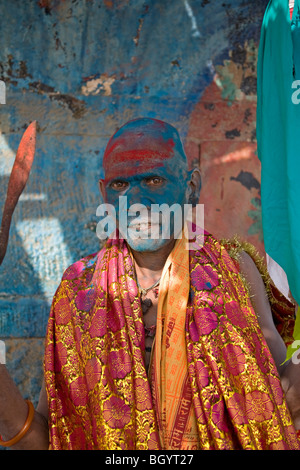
[61,251,100,283]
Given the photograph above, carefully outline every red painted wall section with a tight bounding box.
[185,40,263,254]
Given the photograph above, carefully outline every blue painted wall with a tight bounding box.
[0,0,268,403]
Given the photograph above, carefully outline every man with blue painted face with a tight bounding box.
[1,118,300,450]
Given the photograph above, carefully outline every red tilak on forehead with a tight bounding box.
[102,117,189,182]
[103,133,175,180]
[103,148,172,181]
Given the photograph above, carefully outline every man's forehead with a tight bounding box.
[102,118,187,181]
[104,158,170,183]
[103,150,176,182]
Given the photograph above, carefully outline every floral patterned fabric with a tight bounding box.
[44,232,300,449]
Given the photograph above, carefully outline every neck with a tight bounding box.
[130,238,175,283]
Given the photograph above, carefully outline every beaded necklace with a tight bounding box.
[136,275,160,346]
[132,254,161,353]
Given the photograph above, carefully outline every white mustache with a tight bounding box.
[128,213,165,225]
[128,221,160,230]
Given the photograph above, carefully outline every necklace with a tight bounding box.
[133,261,161,341]
[137,278,161,297]
[137,278,160,340]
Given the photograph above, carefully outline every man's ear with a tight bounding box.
[187,168,201,206]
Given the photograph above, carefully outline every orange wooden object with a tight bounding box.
[0,121,36,265]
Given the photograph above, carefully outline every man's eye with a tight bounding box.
[110,181,128,190]
[146,177,165,186]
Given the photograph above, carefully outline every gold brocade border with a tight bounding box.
[220,235,296,347]
[220,235,276,306]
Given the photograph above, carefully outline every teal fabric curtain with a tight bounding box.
[257,0,300,353]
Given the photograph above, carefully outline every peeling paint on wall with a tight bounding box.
[81,75,116,96]
[185,38,263,254]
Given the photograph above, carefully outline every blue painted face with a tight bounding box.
[103,166,192,252]
[100,118,194,252]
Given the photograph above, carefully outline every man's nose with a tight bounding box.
[125,185,152,209]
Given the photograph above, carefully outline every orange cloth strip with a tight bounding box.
[152,231,199,449]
